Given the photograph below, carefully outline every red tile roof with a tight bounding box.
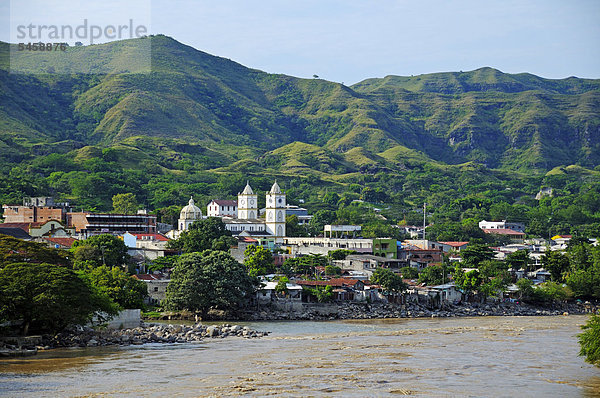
[0,222,43,231]
[209,200,237,206]
[482,228,525,236]
[132,273,168,281]
[132,233,170,241]
[297,278,363,288]
[44,237,78,248]
[438,241,469,247]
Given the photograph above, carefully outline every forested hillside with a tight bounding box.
[1,35,599,239]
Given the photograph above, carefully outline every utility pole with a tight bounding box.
[423,202,427,241]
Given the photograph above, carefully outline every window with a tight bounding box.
[154,287,159,292]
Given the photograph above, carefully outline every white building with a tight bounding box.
[479,220,525,233]
[324,225,362,238]
[178,197,202,231]
[207,200,237,218]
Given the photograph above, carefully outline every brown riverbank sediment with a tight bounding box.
[0,323,268,355]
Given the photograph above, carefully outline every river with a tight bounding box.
[1,316,598,397]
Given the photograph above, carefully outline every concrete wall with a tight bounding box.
[93,309,141,329]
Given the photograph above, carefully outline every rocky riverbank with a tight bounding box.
[240,300,599,321]
[0,323,268,356]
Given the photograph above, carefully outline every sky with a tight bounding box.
[1,0,599,84]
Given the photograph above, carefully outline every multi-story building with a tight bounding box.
[2,204,65,224]
[67,212,157,236]
[207,199,238,218]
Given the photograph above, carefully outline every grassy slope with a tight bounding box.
[0,38,599,182]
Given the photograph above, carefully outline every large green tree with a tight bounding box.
[164,250,257,317]
[371,268,407,293]
[83,266,148,309]
[112,193,139,214]
[244,245,275,277]
[460,244,495,268]
[72,234,129,268]
[0,235,70,267]
[0,262,118,335]
[168,217,236,253]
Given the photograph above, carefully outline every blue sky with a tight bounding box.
[2,0,599,84]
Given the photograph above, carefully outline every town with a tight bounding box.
[1,180,598,330]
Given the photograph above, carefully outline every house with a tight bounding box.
[398,245,443,269]
[372,238,400,258]
[479,220,525,233]
[206,200,238,218]
[297,278,366,301]
[428,283,463,305]
[438,241,469,252]
[0,227,32,240]
[337,254,406,276]
[0,220,74,238]
[399,225,424,238]
[132,273,170,305]
[123,232,171,260]
[284,205,313,225]
[257,281,303,303]
[404,239,453,252]
[42,237,78,249]
[482,228,525,243]
[284,236,372,256]
[551,235,572,246]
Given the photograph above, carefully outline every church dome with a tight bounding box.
[269,181,281,194]
[180,197,202,220]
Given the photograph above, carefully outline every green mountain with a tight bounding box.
[0,35,599,233]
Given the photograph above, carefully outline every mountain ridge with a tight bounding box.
[0,35,599,211]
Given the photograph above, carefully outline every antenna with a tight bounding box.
[423,202,427,241]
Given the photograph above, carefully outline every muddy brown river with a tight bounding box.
[1,316,599,397]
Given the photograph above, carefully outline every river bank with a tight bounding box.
[241,300,599,321]
[0,322,268,356]
[146,300,599,322]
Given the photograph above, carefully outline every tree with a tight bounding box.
[283,257,314,276]
[325,265,342,276]
[0,235,70,267]
[371,268,407,293]
[83,266,148,309]
[328,249,356,261]
[112,193,139,214]
[72,234,129,268]
[0,262,118,335]
[579,314,600,367]
[164,250,257,317]
[516,278,534,301]
[244,245,275,277]
[542,250,570,282]
[400,266,419,279]
[453,265,483,298]
[285,215,308,237]
[460,244,494,268]
[506,250,532,272]
[168,217,235,253]
[275,277,289,295]
[418,265,449,286]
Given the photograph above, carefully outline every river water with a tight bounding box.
[1,316,598,397]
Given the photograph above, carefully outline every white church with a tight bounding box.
[176,181,286,243]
